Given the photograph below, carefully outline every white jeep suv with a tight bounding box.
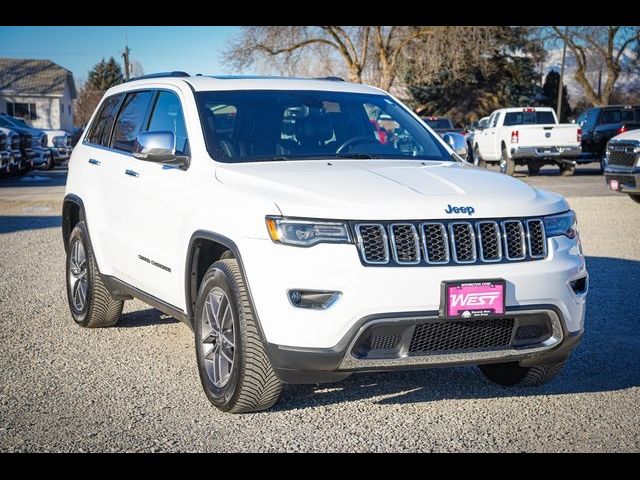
[63,73,588,413]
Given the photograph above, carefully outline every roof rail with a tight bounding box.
[315,76,345,82]
[127,71,190,82]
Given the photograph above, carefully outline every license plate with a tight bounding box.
[442,280,506,319]
[609,179,620,191]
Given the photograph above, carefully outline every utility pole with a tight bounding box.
[557,26,568,121]
[122,35,131,81]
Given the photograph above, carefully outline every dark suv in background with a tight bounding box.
[576,105,640,172]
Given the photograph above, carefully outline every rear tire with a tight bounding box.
[527,161,542,176]
[499,145,515,176]
[66,221,123,328]
[195,259,282,413]
[479,361,567,387]
[559,162,576,176]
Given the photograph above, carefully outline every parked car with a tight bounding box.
[45,129,73,167]
[466,116,490,164]
[0,114,51,171]
[0,116,35,175]
[421,116,465,135]
[473,107,581,176]
[63,73,587,413]
[576,105,640,173]
[0,127,21,176]
[603,129,640,204]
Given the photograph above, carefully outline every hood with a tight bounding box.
[610,129,640,142]
[215,159,568,220]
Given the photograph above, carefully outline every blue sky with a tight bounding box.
[0,26,252,82]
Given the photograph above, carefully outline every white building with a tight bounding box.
[0,58,76,132]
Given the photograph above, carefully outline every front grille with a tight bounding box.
[21,134,32,149]
[608,143,638,167]
[354,218,545,266]
[10,135,19,150]
[0,133,6,151]
[409,318,514,354]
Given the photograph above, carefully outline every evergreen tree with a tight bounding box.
[542,71,572,122]
[86,57,124,92]
[405,27,546,125]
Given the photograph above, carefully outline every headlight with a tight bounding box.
[544,210,577,239]
[265,216,352,247]
[53,136,65,147]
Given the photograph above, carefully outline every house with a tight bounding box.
[0,58,76,132]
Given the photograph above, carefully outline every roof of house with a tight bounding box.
[0,58,76,99]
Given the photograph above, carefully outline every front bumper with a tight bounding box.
[605,165,640,194]
[238,232,587,379]
[510,145,581,160]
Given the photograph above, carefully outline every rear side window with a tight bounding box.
[601,110,621,124]
[146,91,189,155]
[86,94,122,146]
[111,91,153,152]
[503,111,556,126]
[489,112,499,128]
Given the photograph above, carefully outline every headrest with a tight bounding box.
[295,110,333,144]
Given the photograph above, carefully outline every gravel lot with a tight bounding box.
[1,169,639,452]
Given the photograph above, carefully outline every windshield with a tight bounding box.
[423,118,453,129]
[195,90,451,163]
[503,111,556,126]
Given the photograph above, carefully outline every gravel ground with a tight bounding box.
[0,194,639,452]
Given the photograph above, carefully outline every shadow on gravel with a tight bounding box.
[276,256,640,410]
[117,308,180,328]
[0,215,62,234]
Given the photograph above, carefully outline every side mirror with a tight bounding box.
[443,132,468,159]
[133,131,187,166]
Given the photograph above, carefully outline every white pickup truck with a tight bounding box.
[472,107,582,176]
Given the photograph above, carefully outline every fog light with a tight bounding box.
[287,290,342,310]
[570,276,588,295]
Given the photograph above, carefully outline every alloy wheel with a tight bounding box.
[69,239,88,311]
[201,286,236,388]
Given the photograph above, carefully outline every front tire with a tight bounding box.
[559,162,576,176]
[473,145,487,168]
[195,259,282,413]
[499,145,515,176]
[66,221,123,327]
[479,361,566,387]
[629,194,640,204]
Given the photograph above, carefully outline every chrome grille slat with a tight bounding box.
[449,222,476,263]
[389,224,420,264]
[354,218,546,266]
[355,224,389,264]
[476,221,502,262]
[421,222,450,264]
[502,220,526,260]
[526,219,546,258]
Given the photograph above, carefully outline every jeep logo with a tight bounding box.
[444,204,475,215]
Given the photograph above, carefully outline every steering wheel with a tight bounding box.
[335,136,380,154]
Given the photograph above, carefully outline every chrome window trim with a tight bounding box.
[354,223,390,265]
[389,223,421,265]
[448,222,477,264]
[526,219,547,259]
[476,221,502,263]
[421,222,450,265]
[502,220,526,261]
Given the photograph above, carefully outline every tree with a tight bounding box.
[405,27,546,125]
[548,26,640,106]
[222,26,496,91]
[541,70,572,122]
[73,81,103,127]
[86,57,124,92]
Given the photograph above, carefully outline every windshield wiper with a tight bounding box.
[253,156,290,162]
[335,153,375,159]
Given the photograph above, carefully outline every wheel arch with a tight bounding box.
[62,194,86,254]
[184,230,267,340]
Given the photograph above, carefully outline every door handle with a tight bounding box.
[125,169,139,178]
[88,158,101,166]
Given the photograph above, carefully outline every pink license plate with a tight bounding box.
[609,179,620,191]
[444,280,505,319]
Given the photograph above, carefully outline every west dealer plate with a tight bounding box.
[441,280,506,319]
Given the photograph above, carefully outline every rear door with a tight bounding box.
[477,111,499,160]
